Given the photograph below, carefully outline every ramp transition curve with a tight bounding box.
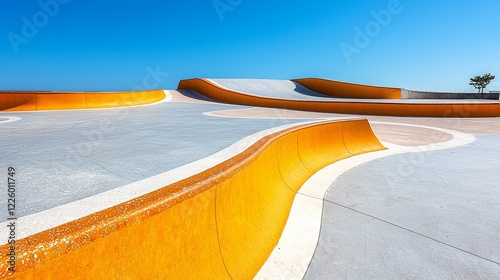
[1,119,384,279]
[178,78,500,117]
[0,90,165,111]
[293,78,401,99]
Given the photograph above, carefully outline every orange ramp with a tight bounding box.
[0,119,385,279]
[177,78,500,117]
[293,78,402,99]
[0,90,165,111]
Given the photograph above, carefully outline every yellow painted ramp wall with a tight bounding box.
[0,120,385,279]
[0,90,165,111]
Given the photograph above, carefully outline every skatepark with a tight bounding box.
[0,78,499,279]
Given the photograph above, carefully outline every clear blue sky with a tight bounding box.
[1,0,499,92]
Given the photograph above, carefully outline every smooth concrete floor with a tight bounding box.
[1,89,499,278]
[305,134,500,279]
[0,101,308,221]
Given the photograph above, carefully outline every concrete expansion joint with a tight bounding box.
[296,136,314,174]
[323,199,500,267]
[214,185,234,280]
[256,121,480,279]
[276,150,299,195]
[3,78,499,278]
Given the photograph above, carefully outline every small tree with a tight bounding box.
[470,73,496,97]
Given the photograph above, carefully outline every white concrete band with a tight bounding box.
[255,122,476,279]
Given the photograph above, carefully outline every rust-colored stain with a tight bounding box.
[0,119,385,279]
[177,78,500,117]
[0,90,165,111]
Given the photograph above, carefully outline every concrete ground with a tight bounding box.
[240,106,500,279]
[0,92,312,222]
[179,81,500,278]
[1,86,499,279]
[305,134,500,279]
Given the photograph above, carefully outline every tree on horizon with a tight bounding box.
[470,73,496,97]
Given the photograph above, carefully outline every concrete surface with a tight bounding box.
[303,134,500,279]
[1,83,499,279]
[402,89,500,100]
[0,97,310,222]
[205,106,500,134]
[211,79,329,100]
[210,79,500,104]
[256,122,478,279]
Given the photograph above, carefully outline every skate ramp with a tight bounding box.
[0,90,165,111]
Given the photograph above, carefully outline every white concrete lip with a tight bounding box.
[0,118,339,244]
[255,122,476,280]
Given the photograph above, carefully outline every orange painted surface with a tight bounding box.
[293,78,402,99]
[177,78,500,117]
[0,90,165,111]
[0,119,385,279]
[296,124,351,172]
[275,132,312,190]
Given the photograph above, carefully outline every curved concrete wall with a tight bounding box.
[0,90,166,111]
[293,78,402,99]
[0,120,385,279]
[177,78,500,117]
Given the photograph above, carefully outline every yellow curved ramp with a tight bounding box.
[0,90,165,111]
[293,78,402,99]
[177,78,500,117]
[0,119,384,279]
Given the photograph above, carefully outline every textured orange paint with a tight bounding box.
[177,78,500,117]
[275,131,312,191]
[0,120,385,279]
[0,90,165,111]
[216,141,295,279]
[342,120,384,155]
[296,123,352,172]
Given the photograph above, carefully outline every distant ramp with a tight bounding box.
[178,78,500,117]
[0,90,166,111]
[293,77,402,99]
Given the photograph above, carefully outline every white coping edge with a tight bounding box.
[0,90,172,114]
[254,122,476,280]
[0,117,22,124]
[0,118,334,244]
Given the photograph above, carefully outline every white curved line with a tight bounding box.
[0,118,342,244]
[203,108,359,121]
[255,122,476,279]
[0,117,22,124]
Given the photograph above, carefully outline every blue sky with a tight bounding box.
[1,0,499,92]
